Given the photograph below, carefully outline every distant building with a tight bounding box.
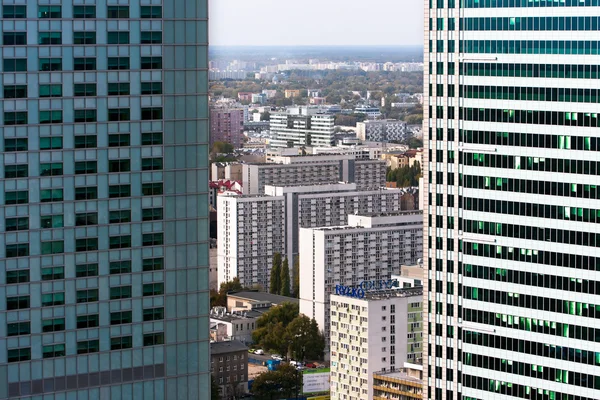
[270,107,335,148]
[210,307,262,345]
[209,180,242,208]
[211,162,244,181]
[252,93,267,104]
[354,105,382,118]
[372,364,424,400]
[210,108,245,148]
[210,341,249,399]
[357,120,408,142]
[237,92,253,102]
[310,97,327,105]
[284,89,302,98]
[382,152,410,169]
[227,291,299,312]
[262,89,277,98]
[392,264,425,288]
[209,70,247,80]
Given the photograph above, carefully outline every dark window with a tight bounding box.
[5,191,28,205]
[109,260,132,274]
[7,295,29,309]
[107,5,129,18]
[74,135,97,149]
[143,258,164,271]
[74,83,97,97]
[7,322,30,336]
[3,5,26,18]
[39,111,63,124]
[143,333,165,346]
[38,32,62,45]
[38,5,61,18]
[109,235,131,249]
[107,32,130,44]
[74,109,97,122]
[141,107,163,120]
[108,108,130,121]
[111,336,132,350]
[75,186,98,200]
[3,85,27,98]
[73,32,96,45]
[39,84,62,98]
[4,112,28,125]
[5,164,28,178]
[40,162,63,176]
[41,266,64,281]
[108,133,130,147]
[110,287,132,301]
[107,57,130,70]
[6,269,29,284]
[74,57,96,71]
[4,138,28,151]
[142,183,163,196]
[76,314,99,329]
[40,189,63,202]
[109,184,131,198]
[140,6,162,18]
[75,212,98,226]
[143,307,164,321]
[140,31,162,44]
[39,58,62,71]
[108,160,131,173]
[73,5,95,18]
[143,282,164,296]
[43,344,65,358]
[5,217,29,231]
[39,137,63,150]
[7,348,31,363]
[141,82,162,94]
[75,238,98,252]
[142,158,163,171]
[142,208,163,221]
[3,58,27,72]
[77,340,100,354]
[141,57,162,69]
[40,215,63,228]
[142,132,163,145]
[6,244,29,258]
[41,240,64,255]
[41,292,64,306]
[109,210,131,223]
[42,318,65,332]
[143,233,164,246]
[76,289,99,303]
[107,82,130,96]
[74,161,97,174]
[76,263,99,277]
[4,32,26,45]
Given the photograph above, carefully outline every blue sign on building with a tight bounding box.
[334,279,399,299]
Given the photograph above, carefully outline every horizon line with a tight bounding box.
[209,44,424,48]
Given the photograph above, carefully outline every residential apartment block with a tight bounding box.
[330,287,423,400]
[357,119,408,142]
[269,106,335,148]
[0,1,209,399]
[209,107,244,148]
[210,341,248,400]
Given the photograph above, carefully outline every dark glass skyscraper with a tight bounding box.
[0,1,210,398]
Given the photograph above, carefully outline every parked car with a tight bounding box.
[289,360,298,366]
[296,365,306,371]
[248,348,255,354]
[254,349,264,355]
[271,354,283,361]
[305,362,317,369]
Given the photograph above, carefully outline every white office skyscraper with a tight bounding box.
[424,0,600,399]
[0,1,209,399]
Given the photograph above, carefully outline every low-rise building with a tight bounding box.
[212,162,244,181]
[354,106,382,119]
[357,119,408,142]
[285,89,301,98]
[372,363,423,400]
[227,291,299,312]
[210,340,249,399]
[209,307,263,345]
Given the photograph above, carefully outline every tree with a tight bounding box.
[252,302,299,353]
[280,257,291,297]
[260,111,271,121]
[251,364,299,400]
[286,315,326,361]
[269,253,282,294]
[210,375,221,400]
[212,141,234,154]
[211,278,243,307]
[292,257,300,298]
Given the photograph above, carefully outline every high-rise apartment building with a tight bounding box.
[424,1,600,400]
[0,2,209,399]
[356,119,408,143]
[209,107,244,148]
[269,106,335,148]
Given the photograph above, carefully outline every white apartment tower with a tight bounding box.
[269,106,335,148]
[424,1,600,400]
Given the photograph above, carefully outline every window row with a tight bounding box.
[460,40,600,55]
[3,56,162,73]
[460,0,600,8]
[4,108,164,125]
[461,85,600,104]
[4,183,164,206]
[3,31,162,46]
[459,130,600,151]
[4,132,163,152]
[4,158,163,178]
[5,233,164,257]
[2,5,162,19]
[461,107,600,128]
[460,16,600,31]
[460,62,600,79]
[463,152,600,176]
[463,331,600,368]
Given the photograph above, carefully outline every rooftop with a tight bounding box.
[228,291,299,306]
[364,286,423,300]
[210,340,248,355]
[373,369,423,385]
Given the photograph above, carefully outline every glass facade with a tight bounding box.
[424,0,600,399]
[0,1,210,399]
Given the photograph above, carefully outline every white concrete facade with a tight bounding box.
[269,107,335,148]
[356,120,409,142]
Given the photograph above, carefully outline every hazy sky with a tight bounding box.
[209,0,423,46]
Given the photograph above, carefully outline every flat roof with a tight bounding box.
[210,340,248,355]
[228,291,299,306]
[373,370,423,385]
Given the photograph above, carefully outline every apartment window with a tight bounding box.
[111,336,132,350]
[39,58,62,71]
[7,348,31,363]
[143,333,164,346]
[142,208,163,221]
[6,217,28,231]
[76,212,98,226]
[109,235,131,249]
[75,186,98,200]
[38,6,61,18]
[39,84,62,98]
[41,214,63,228]
[109,184,131,198]
[5,164,28,178]
[77,340,99,354]
[74,57,96,71]
[141,57,162,69]
[4,32,26,45]
[140,31,162,44]
[107,83,130,96]
[73,32,96,45]
[41,292,65,306]
[5,191,28,205]
[110,261,132,274]
[142,132,163,145]
[141,107,163,120]
[141,82,162,95]
[3,58,27,72]
[108,133,130,147]
[7,295,29,310]
[108,108,130,121]
[43,344,65,358]
[7,322,30,336]
[143,307,164,321]
[108,159,131,172]
[77,289,99,303]
[6,270,29,284]
[75,238,98,252]
[143,283,164,296]
[142,158,163,171]
[41,266,64,281]
[107,32,130,45]
[39,137,62,150]
[142,183,163,195]
[110,311,133,325]
[143,258,164,271]
[76,263,98,277]
[4,112,28,125]
[74,135,97,149]
[107,5,129,18]
[42,318,65,332]
[107,57,130,70]
[4,138,27,151]
[40,189,63,202]
[39,111,63,124]
[40,162,63,176]
[4,85,27,98]
[109,210,131,223]
[73,5,95,18]
[74,83,97,97]
[3,5,26,18]
[38,32,62,45]
[75,161,97,174]
[140,6,162,18]
[143,233,164,246]
[74,109,97,122]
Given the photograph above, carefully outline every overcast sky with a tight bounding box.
[209,0,423,46]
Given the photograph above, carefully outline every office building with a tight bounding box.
[210,341,248,399]
[330,286,423,400]
[424,1,600,400]
[354,106,381,119]
[209,107,244,148]
[0,1,209,399]
[357,120,408,142]
[299,211,423,351]
[269,107,335,148]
